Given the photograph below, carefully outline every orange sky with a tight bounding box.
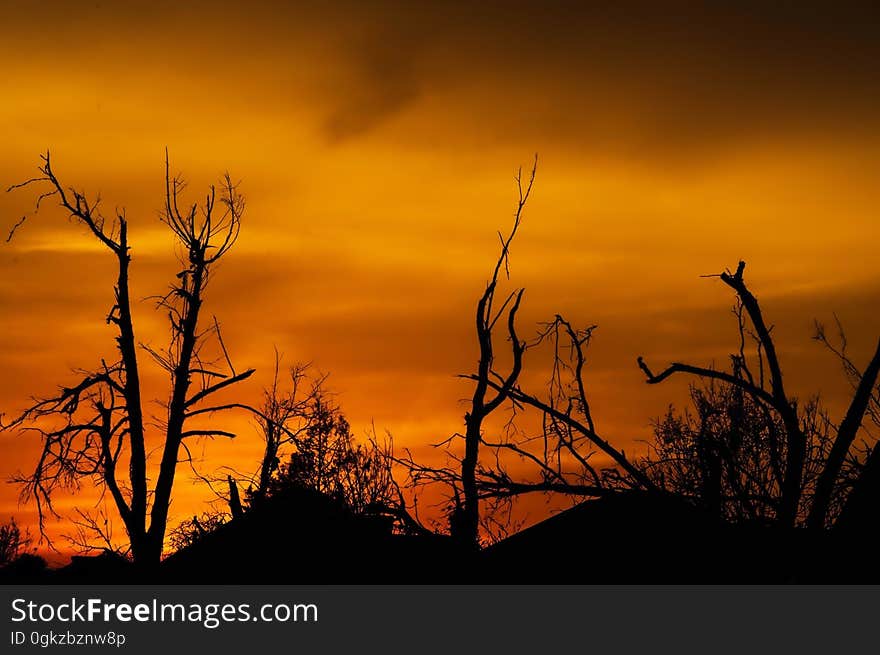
[2,1,880,554]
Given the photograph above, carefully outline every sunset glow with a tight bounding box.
[2,1,879,556]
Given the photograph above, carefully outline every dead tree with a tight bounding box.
[468,315,656,503]
[638,261,880,529]
[448,159,535,548]
[2,151,254,565]
[813,319,880,530]
[400,158,535,549]
[399,158,653,547]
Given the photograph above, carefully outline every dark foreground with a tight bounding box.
[2,491,875,584]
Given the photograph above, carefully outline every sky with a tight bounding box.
[1,0,880,553]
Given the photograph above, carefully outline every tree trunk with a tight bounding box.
[458,412,482,549]
[113,226,149,554]
[147,261,205,564]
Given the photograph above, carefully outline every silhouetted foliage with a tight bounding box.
[2,151,253,565]
[639,261,880,530]
[642,381,837,525]
[250,357,327,503]
[254,397,416,530]
[206,356,426,535]
[168,512,228,552]
[0,518,31,566]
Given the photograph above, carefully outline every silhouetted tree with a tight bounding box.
[170,351,427,541]
[0,518,31,566]
[638,261,880,529]
[814,319,880,530]
[2,152,254,565]
[165,354,321,516]
[256,394,419,530]
[465,314,656,501]
[399,159,653,547]
[207,357,424,533]
[251,356,326,502]
[641,380,836,524]
[447,158,532,548]
[397,160,534,547]
[265,411,390,508]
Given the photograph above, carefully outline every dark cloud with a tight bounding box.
[7,1,880,158]
[321,35,422,143]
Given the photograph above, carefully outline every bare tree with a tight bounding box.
[468,314,656,502]
[638,261,880,529]
[396,159,534,548]
[813,318,880,530]
[399,158,653,548]
[2,151,254,565]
